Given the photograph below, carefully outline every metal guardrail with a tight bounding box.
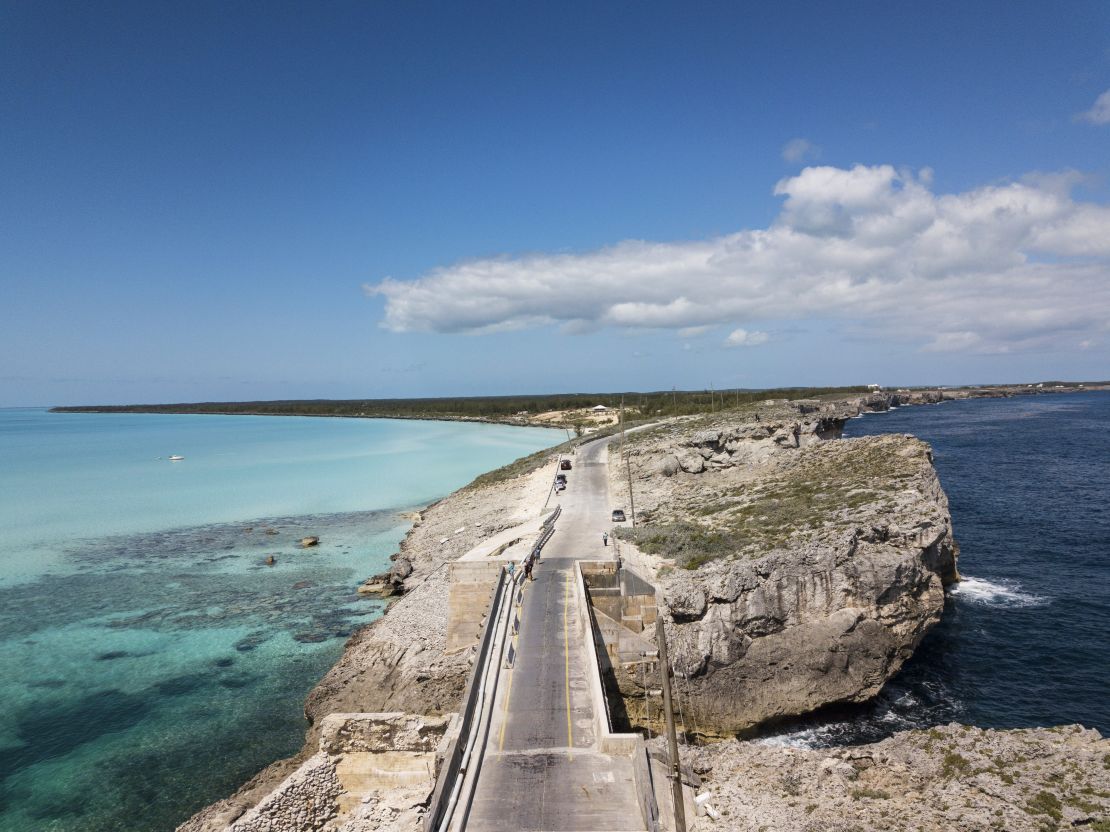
[542,504,562,528]
[424,568,512,832]
[426,507,562,832]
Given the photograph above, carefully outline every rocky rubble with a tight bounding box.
[685,723,1110,832]
[612,401,958,736]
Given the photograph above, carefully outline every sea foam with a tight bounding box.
[949,576,1048,608]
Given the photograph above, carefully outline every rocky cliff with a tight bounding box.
[612,400,958,736]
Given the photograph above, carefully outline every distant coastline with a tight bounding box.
[48,381,1110,428]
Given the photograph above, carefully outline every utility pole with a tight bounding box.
[626,453,636,527]
[620,393,636,526]
[620,394,625,455]
[656,617,687,832]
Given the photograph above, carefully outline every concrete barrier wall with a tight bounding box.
[228,753,341,832]
[445,561,504,653]
[425,569,509,832]
[573,561,661,830]
[227,713,452,832]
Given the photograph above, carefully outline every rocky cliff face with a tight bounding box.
[612,402,958,736]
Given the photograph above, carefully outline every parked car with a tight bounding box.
[555,473,567,484]
[611,509,626,522]
[560,459,572,470]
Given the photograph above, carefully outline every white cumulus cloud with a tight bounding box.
[725,328,769,347]
[781,137,821,163]
[1076,89,1110,125]
[365,163,1110,354]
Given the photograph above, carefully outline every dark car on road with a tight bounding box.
[611,509,626,522]
[560,459,572,470]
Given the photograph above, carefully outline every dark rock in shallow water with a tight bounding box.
[29,678,67,689]
[292,580,315,590]
[155,674,207,697]
[213,657,235,668]
[293,632,328,643]
[234,632,269,652]
[96,650,132,661]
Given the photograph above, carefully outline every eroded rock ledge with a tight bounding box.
[612,399,958,737]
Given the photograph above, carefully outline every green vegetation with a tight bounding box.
[465,436,580,489]
[50,386,870,422]
[1024,791,1063,822]
[942,751,971,779]
[614,522,745,570]
[624,433,931,568]
[850,788,891,800]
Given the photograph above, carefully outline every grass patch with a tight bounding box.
[850,788,890,800]
[942,751,971,779]
[645,434,931,560]
[1024,791,1063,822]
[465,437,578,489]
[614,523,745,569]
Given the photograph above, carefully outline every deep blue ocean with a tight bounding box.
[0,410,561,832]
[763,391,1110,747]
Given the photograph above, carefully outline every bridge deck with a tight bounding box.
[463,443,646,832]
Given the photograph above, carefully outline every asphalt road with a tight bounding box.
[463,436,645,831]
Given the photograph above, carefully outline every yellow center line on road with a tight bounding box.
[563,568,573,750]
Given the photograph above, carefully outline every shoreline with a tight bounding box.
[48,381,1109,429]
[178,385,1109,831]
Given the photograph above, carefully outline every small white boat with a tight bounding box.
[168,455,185,461]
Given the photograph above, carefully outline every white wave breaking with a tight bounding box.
[949,576,1048,608]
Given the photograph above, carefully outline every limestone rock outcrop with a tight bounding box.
[612,402,958,736]
[685,723,1110,832]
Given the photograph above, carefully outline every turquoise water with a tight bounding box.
[0,409,561,831]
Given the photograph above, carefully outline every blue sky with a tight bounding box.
[2,0,1109,406]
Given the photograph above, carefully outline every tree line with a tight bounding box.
[51,386,872,421]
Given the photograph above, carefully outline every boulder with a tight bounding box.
[676,451,706,474]
[389,557,413,582]
[655,455,681,477]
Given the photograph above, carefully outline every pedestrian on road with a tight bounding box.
[602,532,609,547]
[506,560,516,578]
[524,555,535,582]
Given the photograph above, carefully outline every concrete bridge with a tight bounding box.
[429,437,690,832]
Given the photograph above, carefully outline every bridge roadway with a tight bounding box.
[461,436,647,832]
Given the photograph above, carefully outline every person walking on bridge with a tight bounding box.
[602,531,609,547]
